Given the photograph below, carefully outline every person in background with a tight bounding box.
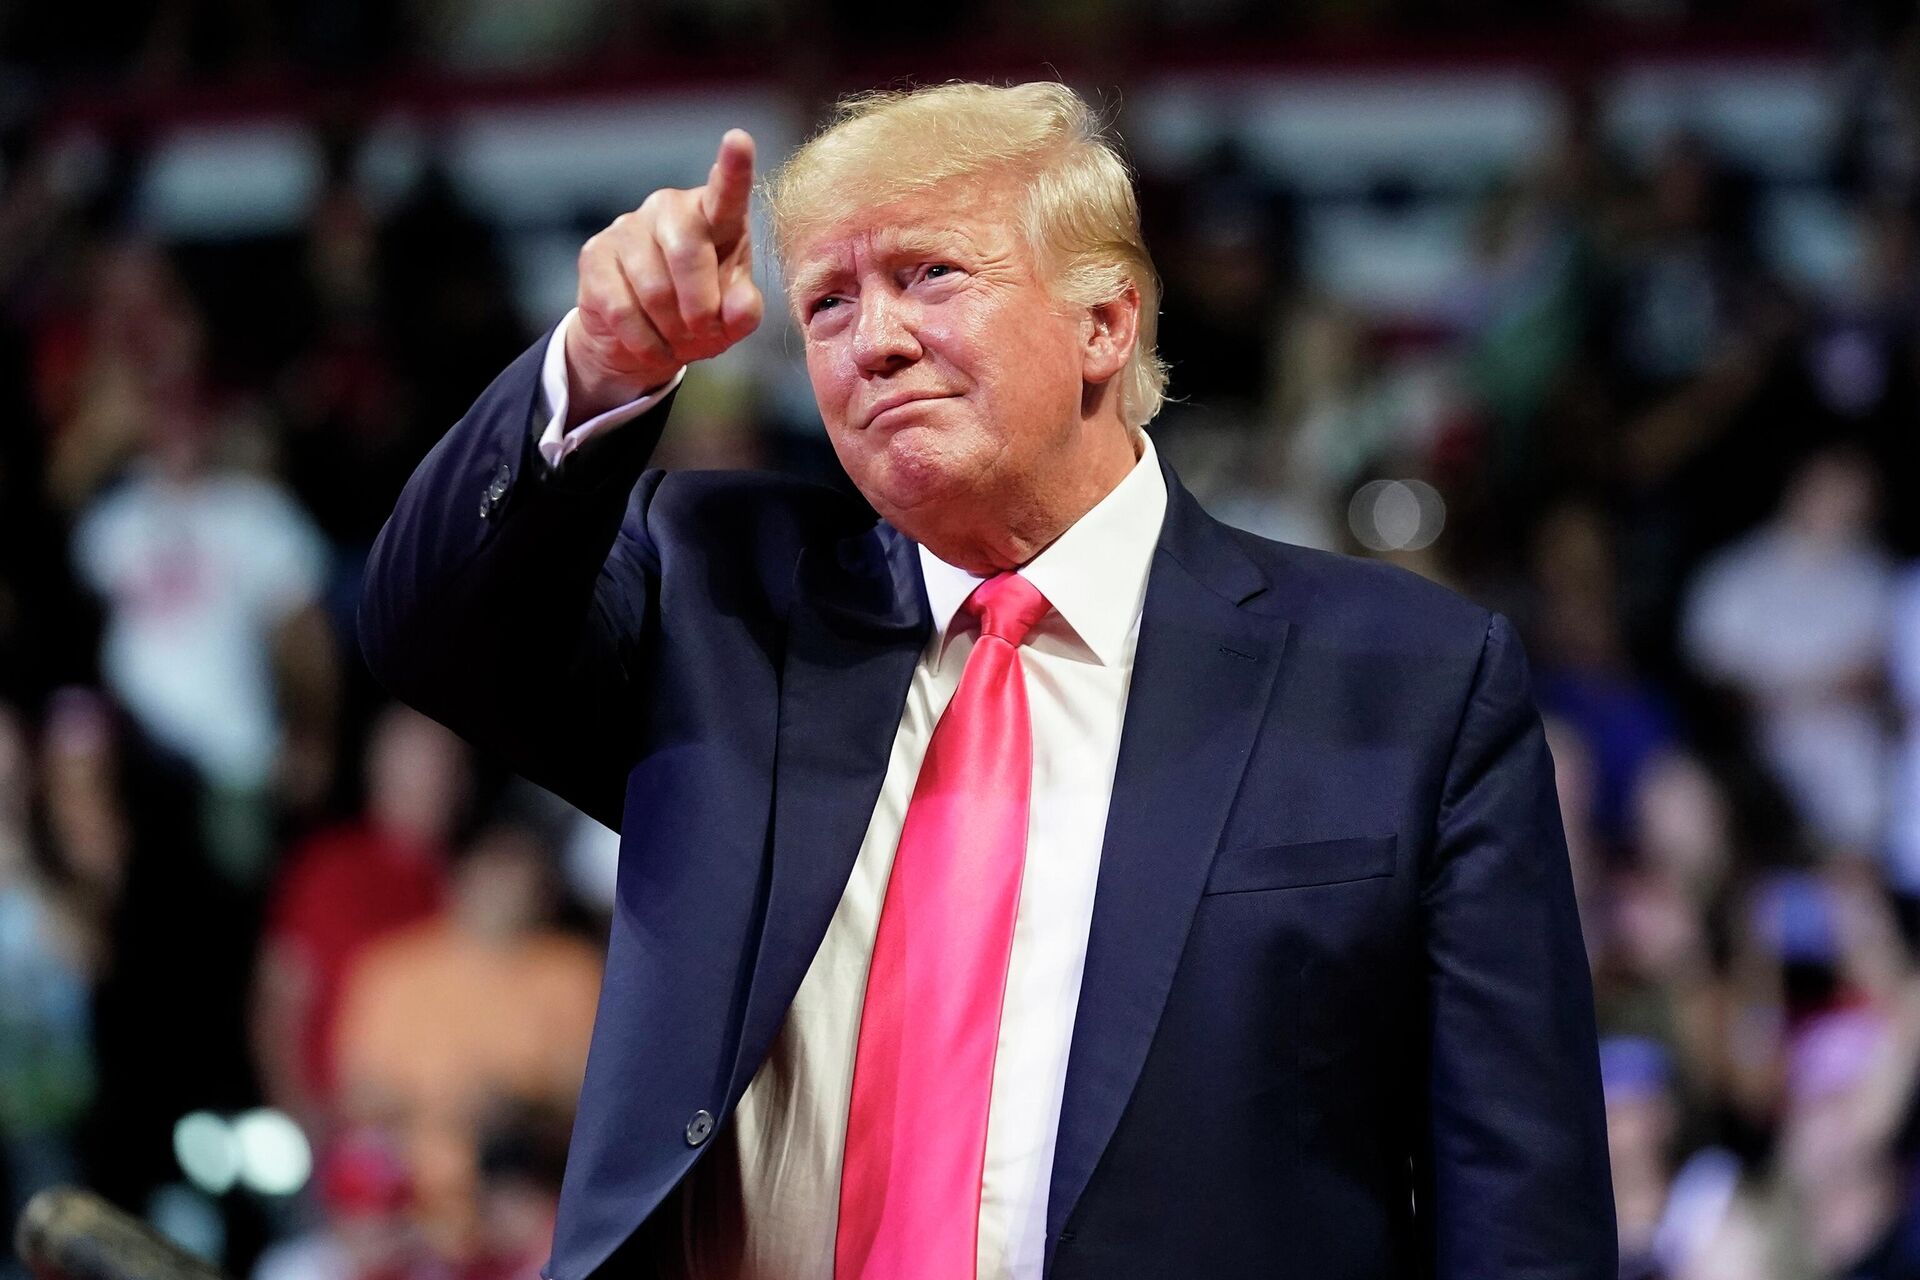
[70,372,339,883]
[254,704,471,1137]
[1774,1005,1920,1278]
[0,704,95,1279]
[39,687,258,1216]
[1603,1036,1682,1279]
[1527,499,1680,850]
[1681,447,1896,861]
[251,1127,446,1280]
[39,240,208,513]
[461,1102,572,1280]
[332,822,600,1261]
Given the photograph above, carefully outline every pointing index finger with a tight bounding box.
[703,129,755,249]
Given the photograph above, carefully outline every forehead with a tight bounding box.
[782,176,1028,291]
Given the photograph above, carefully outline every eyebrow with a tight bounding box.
[785,260,841,308]
[786,227,981,306]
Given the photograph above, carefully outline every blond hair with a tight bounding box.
[765,81,1169,430]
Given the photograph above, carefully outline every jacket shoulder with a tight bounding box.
[641,467,874,550]
[631,468,877,600]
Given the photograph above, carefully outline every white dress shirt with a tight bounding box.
[537,312,1169,1279]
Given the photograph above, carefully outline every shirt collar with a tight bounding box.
[917,432,1168,668]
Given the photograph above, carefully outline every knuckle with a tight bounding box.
[594,274,635,310]
[661,234,703,268]
[576,284,612,322]
[635,277,677,310]
[643,188,688,222]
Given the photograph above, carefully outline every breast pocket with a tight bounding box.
[1201,834,1397,895]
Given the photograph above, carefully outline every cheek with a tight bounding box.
[804,346,853,423]
[963,301,1079,397]
[804,351,874,477]
[973,341,1080,423]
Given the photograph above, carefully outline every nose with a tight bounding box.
[850,290,922,374]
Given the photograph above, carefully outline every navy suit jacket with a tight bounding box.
[360,333,1617,1279]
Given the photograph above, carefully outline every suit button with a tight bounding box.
[685,1110,714,1147]
[480,463,511,518]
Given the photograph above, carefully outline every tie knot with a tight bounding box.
[961,572,1051,647]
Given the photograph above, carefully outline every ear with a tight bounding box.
[1081,282,1141,387]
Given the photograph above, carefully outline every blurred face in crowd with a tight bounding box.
[1613,869,1707,981]
[789,170,1139,571]
[366,704,470,849]
[1632,752,1732,895]
[1782,450,1877,545]
[453,826,554,941]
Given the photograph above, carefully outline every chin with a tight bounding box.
[852,431,984,526]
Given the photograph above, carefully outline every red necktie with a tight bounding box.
[834,571,1052,1280]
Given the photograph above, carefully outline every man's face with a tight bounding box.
[787,172,1092,535]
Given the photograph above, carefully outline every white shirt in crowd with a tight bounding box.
[73,467,329,791]
[1681,523,1895,854]
[538,311,1168,1279]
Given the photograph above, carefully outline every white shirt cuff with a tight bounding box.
[537,308,685,469]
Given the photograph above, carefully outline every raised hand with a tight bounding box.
[564,129,764,423]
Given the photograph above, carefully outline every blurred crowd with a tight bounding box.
[0,0,1889,91]
[4,2,1920,1279]
[0,66,620,1276]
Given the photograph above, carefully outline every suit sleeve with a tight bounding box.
[358,328,677,830]
[1415,611,1617,1278]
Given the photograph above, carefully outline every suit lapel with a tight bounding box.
[726,522,929,1105]
[1045,469,1289,1260]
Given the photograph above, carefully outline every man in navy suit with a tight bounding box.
[361,81,1615,1279]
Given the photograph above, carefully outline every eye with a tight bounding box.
[922,263,956,280]
[807,295,842,317]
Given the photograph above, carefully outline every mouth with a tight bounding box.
[862,392,954,430]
